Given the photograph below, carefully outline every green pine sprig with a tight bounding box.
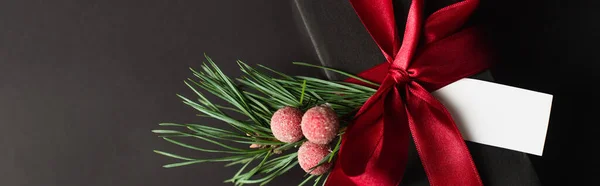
[153,54,377,185]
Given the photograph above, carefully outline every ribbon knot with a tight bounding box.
[388,67,410,85]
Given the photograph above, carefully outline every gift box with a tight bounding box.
[293,0,541,185]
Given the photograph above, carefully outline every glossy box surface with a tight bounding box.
[293,0,541,185]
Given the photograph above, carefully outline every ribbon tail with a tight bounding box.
[405,82,482,186]
[378,86,411,185]
[326,86,410,186]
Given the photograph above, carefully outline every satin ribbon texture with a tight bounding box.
[324,0,491,185]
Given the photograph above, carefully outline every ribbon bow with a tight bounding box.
[325,0,491,185]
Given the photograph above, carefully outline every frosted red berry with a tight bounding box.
[298,141,331,175]
[270,106,304,143]
[301,105,339,144]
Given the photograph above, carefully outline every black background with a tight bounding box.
[0,0,597,185]
[477,0,599,185]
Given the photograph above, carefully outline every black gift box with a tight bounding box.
[293,0,541,185]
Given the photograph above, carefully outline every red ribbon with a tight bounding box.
[325,0,490,185]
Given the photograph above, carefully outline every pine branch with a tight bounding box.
[153,55,376,185]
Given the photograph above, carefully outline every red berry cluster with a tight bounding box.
[269,105,339,175]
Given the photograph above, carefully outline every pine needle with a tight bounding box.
[292,62,379,87]
[299,80,307,104]
[153,55,375,185]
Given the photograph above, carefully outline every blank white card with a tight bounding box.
[431,78,553,156]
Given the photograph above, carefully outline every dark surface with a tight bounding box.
[0,1,319,185]
[0,0,598,186]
